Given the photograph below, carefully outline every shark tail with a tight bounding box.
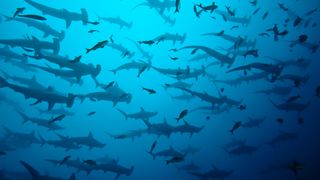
[20,161,40,178]
[116,108,128,120]
[0,76,9,88]
[81,8,89,25]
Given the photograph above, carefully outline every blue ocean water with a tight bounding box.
[0,0,320,179]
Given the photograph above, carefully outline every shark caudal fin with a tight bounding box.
[20,160,40,178]
[0,76,9,88]
[81,8,89,25]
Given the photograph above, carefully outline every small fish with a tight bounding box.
[83,160,97,166]
[85,21,99,25]
[206,116,210,120]
[176,109,188,122]
[48,114,66,124]
[262,12,269,20]
[238,105,246,111]
[252,7,260,15]
[305,8,318,16]
[86,40,108,54]
[170,56,179,61]
[293,17,302,27]
[276,118,284,125]
[69,55,82,63]
[170,48,179,52]
[149,140,157,154]
[18,14,46,21]
[139,40,155,45]
[88,30,99,33]
[59,155,71,166]
[298,35,308,43]
[230,121,241,135]
[88,111,96,116]
[142,87,156,94]
[13,7,25,18]
[104,81,115,89]
[0,151,6,156]
[278,3,288,11]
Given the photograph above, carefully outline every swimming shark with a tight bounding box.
[17,111,64,131]
[20,160,76,180]
[180,45,236,67]
[117,107,158,121]
[25,0,88,28]
[77,83,132,106]
[59,132,106,150]
[152,33,186,45]
[3,15,65,41]
[99,16,133,29]
[189,166,234,180]
[0,46,28,62]
[174,120,204,137]
[0,36,60,55]
[0,76,76,110]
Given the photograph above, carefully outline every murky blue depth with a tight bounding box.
[0,0,320,179]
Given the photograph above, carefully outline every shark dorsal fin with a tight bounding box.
[163,118,168,124]
[47,86,54,92]
[140,107,145,112]
[183,120,189,126]
[31,75,36,81]
[32,36,39,42]
[88,132,93,138]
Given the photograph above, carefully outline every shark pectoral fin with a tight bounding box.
[48,102,55,111]
[30,99,42,106]
[115,173,121,180]
[65,19,72,28]
[43,32,49,38]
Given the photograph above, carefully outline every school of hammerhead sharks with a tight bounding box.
[0,0,319,179]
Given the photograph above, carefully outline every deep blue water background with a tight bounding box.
[0,0,320,179]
